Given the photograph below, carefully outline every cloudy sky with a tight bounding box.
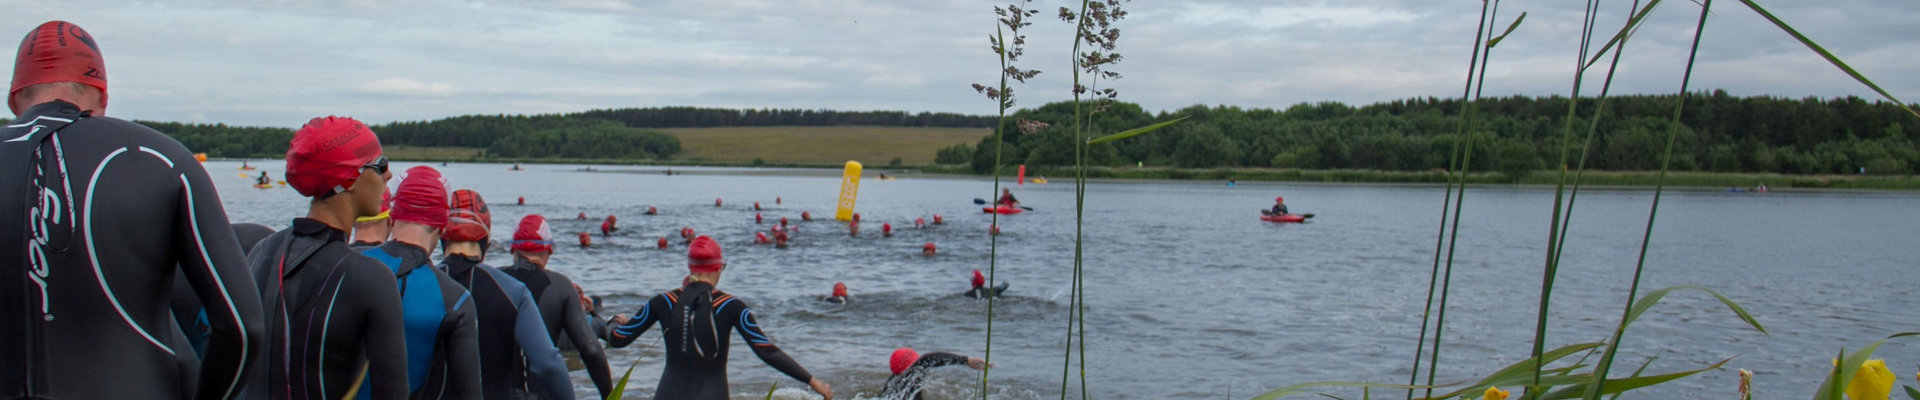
[5,0,1917,127]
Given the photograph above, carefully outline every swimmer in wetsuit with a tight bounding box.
[2,21,266,400]
[500,214,616,399]
[359,166,481,399]
[825,282,850,304]
[964,270,1009,299]
[173,222,278,359]
[439,189,575,400]
[606,236,834,400]
[242,116,410,399]
[879,347,990,400]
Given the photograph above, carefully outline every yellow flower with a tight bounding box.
[1483,386,1509,400]
[1845,359,1894,400]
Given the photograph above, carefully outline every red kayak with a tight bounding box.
[982,205,1024,215]
[1261,214,1306,223]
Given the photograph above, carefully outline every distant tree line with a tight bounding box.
[142,106,995,160]
[937,91,1920,177]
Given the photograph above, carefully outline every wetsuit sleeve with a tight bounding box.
[511,286,572,400]
[913,352,970,369]
[446,292,483,399]
[358,266,412,400]
[606,296,663,348]
[731,301,813,383]
[171,156,267,400]
[559,281,614,397]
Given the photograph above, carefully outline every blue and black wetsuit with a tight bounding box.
[879,352,971,400]
[605,282,815,400]
[501,257,615,398]
[361,242,481,399]
[243,218,410,400]
[441,254,574,400]
[0,100,267,400]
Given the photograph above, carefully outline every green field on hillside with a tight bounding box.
[658,126,987,165]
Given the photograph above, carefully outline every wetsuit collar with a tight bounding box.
[441,254,481,278]
[290,217,349,243]
[510,256,544,271]
[11,99,88,123]
[376,241,433,276]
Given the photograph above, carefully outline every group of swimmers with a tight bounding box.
[2,20,996,400]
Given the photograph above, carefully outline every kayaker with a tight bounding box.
[242,116,409,399]
[604,236,834,399]
[439,189,575,400]
[1264,196,1290,216]
[359,166,482,399]
[880,347,990,400]
[996,188,1019,207]
[4,21,265,399]
[257,171,271,185]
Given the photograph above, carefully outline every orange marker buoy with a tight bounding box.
[756,213,763,224]
[578,232,592,247]
[658,237,669,249]
[933,214,943,225]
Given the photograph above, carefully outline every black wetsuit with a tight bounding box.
[879,352,971,400]
[1269,204,1288,215]
[243,218,410,400]
[0,100,267,400]
[441,254,574,400]
[360,242,481,400]
[964,283,1010,299]
[996,193,1017,206]
[174,222,278,358]
[500,257,614,398]
[605,282,814,400]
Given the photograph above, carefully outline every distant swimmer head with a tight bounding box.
[444,189,492,243]
[922,242,936,256]
[882,223,891,236]
[657,237,669,249]
[11,21,108,113]
[687,235,724,274]
[972,269,985,288]
[1275,196,1284,203]
[802,211,812,221]
[915,218,926,228]
[715,198,723,207]
[853,213,861,222]
[390,166,450,229]
[577,212,587,220]
[286,116,384,198]
[832,282,848,297]
[754,201,761,210]
[510,214,556,255]
[933,214,943,224]
[780,217,789,226]
[680,226,695,239]
[646,206,658,215]
[890,347,919,375]
[756,213,763,224]
[755,231,769,244]
[578,232,591,247]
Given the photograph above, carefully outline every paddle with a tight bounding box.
[973,198,1034,211]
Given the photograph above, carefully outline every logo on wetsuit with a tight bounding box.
[25,138,74,321]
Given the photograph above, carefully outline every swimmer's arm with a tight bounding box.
[913,352,972,369]
[560,283,615,397]
[360,267,412,399]
[511,286,573,400]
[606,297,662,348]
[445,291,483,399]
[173,159,265,400]
[733,304,814,383]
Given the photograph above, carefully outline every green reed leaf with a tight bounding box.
[1252,381,1439,400]
[1486,12,1529,49]
[606,360,638,400]
[1086,116,1188,145]
[1733,0,1920,119]
[1583,0,1666,72]
[1538,357,1732,400]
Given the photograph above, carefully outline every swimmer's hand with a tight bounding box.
[610,314,632,325]
[967,357,993,371]
[808,377,833,400]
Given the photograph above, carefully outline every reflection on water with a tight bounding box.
[210,160,1920,399]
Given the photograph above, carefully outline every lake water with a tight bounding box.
[209,160,1920,400]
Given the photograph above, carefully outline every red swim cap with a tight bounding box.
[688,235,723,273]
[511,214,554,253]
[286,116,382,197]
[832,282,848,297]
[890,347,919,375]
[924,242,936,252]
[1275,196,1284,203]
[444,189,491,242]
[11,21,107,109]
[390,166,449,229]
[972,269,985,287]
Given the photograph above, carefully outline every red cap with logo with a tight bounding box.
[511,214,555,253]
[389,166,449,229]
[444,189,491,242]
[688,235,724,274]
[11,21,107,109]
[285,116,382,197]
